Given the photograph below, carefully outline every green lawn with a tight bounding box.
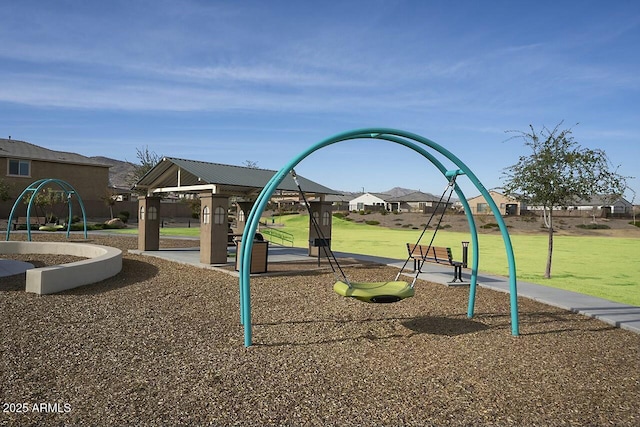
[273,214,640,306]
[108,215,640,306]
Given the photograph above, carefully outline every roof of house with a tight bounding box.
[348,192,390,201]
[0,138,110,167]
[386,190,445,203]
[324,194,353,203]
[135,157,340,196]
[570,195,632,207]
[467,189,520,202]
[350,191,449,204]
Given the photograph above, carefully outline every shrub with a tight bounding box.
[365,220,380,226]
[118,211,130,223]
[577,223,611,230]
[70,223,104,231]
[630,220,640,228]
[520,215,537,223]
[480,223,499,229]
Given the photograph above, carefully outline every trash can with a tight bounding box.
[235,239,269,273]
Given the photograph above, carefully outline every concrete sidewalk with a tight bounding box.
[131,244,640,335]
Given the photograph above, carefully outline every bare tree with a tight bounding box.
[129,146,162,189]
[243,160,259,169]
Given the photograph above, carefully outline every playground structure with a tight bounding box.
[240,128,520,347]
[5,178,88,241]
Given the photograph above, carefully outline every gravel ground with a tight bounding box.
[1,233,639,426]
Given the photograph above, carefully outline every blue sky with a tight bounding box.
[1,0,639,200]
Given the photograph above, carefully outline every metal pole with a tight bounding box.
[462,241,469,268]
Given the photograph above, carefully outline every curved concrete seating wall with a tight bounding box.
[0,242,122,295]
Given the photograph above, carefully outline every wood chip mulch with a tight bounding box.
[1,234,638,426]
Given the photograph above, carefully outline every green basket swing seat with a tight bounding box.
[333,280,414,304]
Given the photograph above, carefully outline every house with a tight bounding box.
[348,192,390,212]
[466,190,524,216]
[348,191,452,213]
[324,193,353,211]
[1,138,111,217]
[386,191,451,213]
[527,195,633,218]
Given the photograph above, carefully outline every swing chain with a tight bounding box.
[291,169,350,286]
[395,173,459,284]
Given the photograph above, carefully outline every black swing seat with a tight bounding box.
[333,280,414,304]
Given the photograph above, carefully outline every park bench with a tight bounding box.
[12,217,48,230]
[406,243,463,282]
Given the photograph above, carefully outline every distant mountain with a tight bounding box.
[91,156,137,189]
[381,187,418,197]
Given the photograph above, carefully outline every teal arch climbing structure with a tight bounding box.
[6,178,88,241]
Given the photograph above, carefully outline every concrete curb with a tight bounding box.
[0,241,122,294]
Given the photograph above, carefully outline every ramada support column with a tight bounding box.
[235,201,255,234]
[200,192,229,264]
[138,196,161,251]
[308,200,333,257]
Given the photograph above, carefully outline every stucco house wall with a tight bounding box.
[467,190,523,216]
[348,193,387,211]
[1,138,111,218]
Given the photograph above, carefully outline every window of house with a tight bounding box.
[477,203,489,213]
[8,159,30,176]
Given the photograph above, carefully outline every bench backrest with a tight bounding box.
[428,246,453,263]
[406,243,453,264]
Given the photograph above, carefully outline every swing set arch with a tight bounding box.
[240,128,519,347]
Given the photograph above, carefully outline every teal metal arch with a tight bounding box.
[6,178,88,241]
[240,128,519,347]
